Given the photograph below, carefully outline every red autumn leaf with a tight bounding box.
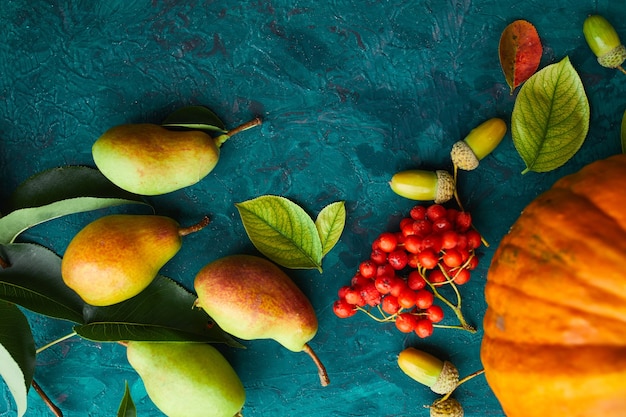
[499,20,543,94]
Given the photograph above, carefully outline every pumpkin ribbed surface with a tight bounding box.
[481,154,626,417]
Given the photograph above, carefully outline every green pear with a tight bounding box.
[61,214,208,306]
[193,254,330,386]
[126,341,245,417]
[92,118,261,196]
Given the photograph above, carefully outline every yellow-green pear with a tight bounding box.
[92,118,261,196]
[62,214,208,306]
[193,254,330,386]
[126,341,245,417]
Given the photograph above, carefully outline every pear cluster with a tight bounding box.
[57,114,329,416]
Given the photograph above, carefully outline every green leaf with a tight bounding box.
[235,195,324,271]
[0,243,85,323]
[161,105,227,133]
[511,56,590,173]
[75,276,242,347]
[0,166,148,244]
[0,301,36,417]
[116,382,136,417]
[621,109,626,154]
[315,201,346,256]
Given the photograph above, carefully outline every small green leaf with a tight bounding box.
[116,382,136,417]
[315,201,346,256]
[0,301,36,417]
[235,195,324,271]
[161,105,227,133]
[511,56,590,173]
[621,109,626,154]
[0,243,85,323]
[76,276,242,347]
[0,166,148,244]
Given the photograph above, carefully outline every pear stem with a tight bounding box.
[226,117,262,137]
[178,216,211,236]
[302,343,330,387]
[31,379,63,417]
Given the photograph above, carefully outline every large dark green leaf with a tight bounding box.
[0,301,36,417]
[0,243,85,323]
[116,382,136,417]
[0,166,149,244]
[161,105,227,133]
[75,276,242,347]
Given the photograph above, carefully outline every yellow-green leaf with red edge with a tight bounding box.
[499,20,543,94]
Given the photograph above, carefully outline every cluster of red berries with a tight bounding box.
[332,203,482,338]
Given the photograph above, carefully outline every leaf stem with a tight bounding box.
[31,379,63,417]
[618,65,626,75]
[36,332,77,354]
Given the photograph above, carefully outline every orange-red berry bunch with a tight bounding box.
[333,203,482,338]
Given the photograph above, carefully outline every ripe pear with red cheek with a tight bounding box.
[193,254,330,386]
[62,214,209,306]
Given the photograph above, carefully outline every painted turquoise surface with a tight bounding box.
[0,0,624,416]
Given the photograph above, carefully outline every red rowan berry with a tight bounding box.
[415,318,434,338]
[397,288,418,309]
[333,299,357,318]
[426,204,447,221]
[382,295,401,315]
[407,270,426,290]
[425,305,444,323]
[417,248,439,269]
[359,260,377,279]
[443,249,463,268]
[415,289,435,309]
[395,313,418,333]
[377,232,398,252]
[410,205,427,220]
[388,249,409,270]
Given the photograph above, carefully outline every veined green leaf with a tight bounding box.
[315,201,346,256]
[0,166,148,244]
[0,243,85,323]
[620,111,626,153]
[511,56,590,173]
[76,276,242,347]
[235,195,324,272]
[117,382,136,417]
[0,301,36,417]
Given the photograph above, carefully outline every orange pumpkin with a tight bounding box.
[481,154,626,417]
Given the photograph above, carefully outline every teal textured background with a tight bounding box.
[1,1,625,416]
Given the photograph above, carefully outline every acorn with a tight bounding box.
[397,347,459,395]
[583,15,626,73]
[429,397,464,417]
[389,170,455,203]
[450,118,507,171]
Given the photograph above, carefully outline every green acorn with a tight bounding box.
[583,15,626,73]
[389,170,455,204]
[450,118,507,171]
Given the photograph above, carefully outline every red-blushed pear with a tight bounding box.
[126,341,245,417]
[193,254,330,386]
[92,118,261,196]
[62,214,209,306]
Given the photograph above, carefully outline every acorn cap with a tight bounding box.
[430,360,460,394]
[434,170,455,204]
[430,397,464,417]
[450,141,479,171]
[598,44,626,68]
